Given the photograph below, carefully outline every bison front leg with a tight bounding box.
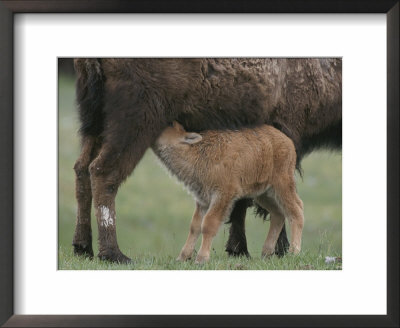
[89,154,131,263]
[89,117,165,263]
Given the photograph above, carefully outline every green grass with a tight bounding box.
[58,74,342,270]
[58,245,342,270]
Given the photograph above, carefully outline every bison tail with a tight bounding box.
[74,58,105,137]
[253,203,270,221]
[296,159,304,179]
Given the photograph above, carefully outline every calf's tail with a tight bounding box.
[74,58,105,137]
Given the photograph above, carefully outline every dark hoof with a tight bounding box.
[226,248,251,258]
[98,249,132,264]
[73,243,94,259]
[274,244,289,257]
[274,227,290,257]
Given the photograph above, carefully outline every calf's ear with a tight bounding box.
[173,121,185,131]
[183,133,202,144]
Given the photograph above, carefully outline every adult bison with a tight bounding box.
[72,58,341,263]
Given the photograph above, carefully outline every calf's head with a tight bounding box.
[156,122,202,149]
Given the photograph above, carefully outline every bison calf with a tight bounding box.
[153,122,304,264]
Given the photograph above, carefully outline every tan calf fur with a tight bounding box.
[153,122,304,263]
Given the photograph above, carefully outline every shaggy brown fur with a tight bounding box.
[72,58,341,263]
[153,122,303,263]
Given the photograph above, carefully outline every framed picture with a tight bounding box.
[0,1,398,327]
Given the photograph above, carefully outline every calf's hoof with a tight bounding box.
[98,249,132,264]
[261,251,274,259]
[176,253,192,262]
[194,255,209,264]
[73,243,94,259]
[261,246,277,259]
[288,246,301,255]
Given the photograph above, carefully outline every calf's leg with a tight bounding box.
[255,195,286,258]
[225,200,290,258]
[177,202,206,261]
[286,195,304,254]
[275,180,304,254]
[72,136,100,258]
[196,198,233,264]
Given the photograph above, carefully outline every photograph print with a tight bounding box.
[58,58,342,270]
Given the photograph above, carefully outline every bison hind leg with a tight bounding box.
[225,199,251,258]
[72,135,101,259]
[274,224,290,257]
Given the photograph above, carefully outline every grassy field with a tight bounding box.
[58,74,342,270]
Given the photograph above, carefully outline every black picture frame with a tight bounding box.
[0,1,398,327]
